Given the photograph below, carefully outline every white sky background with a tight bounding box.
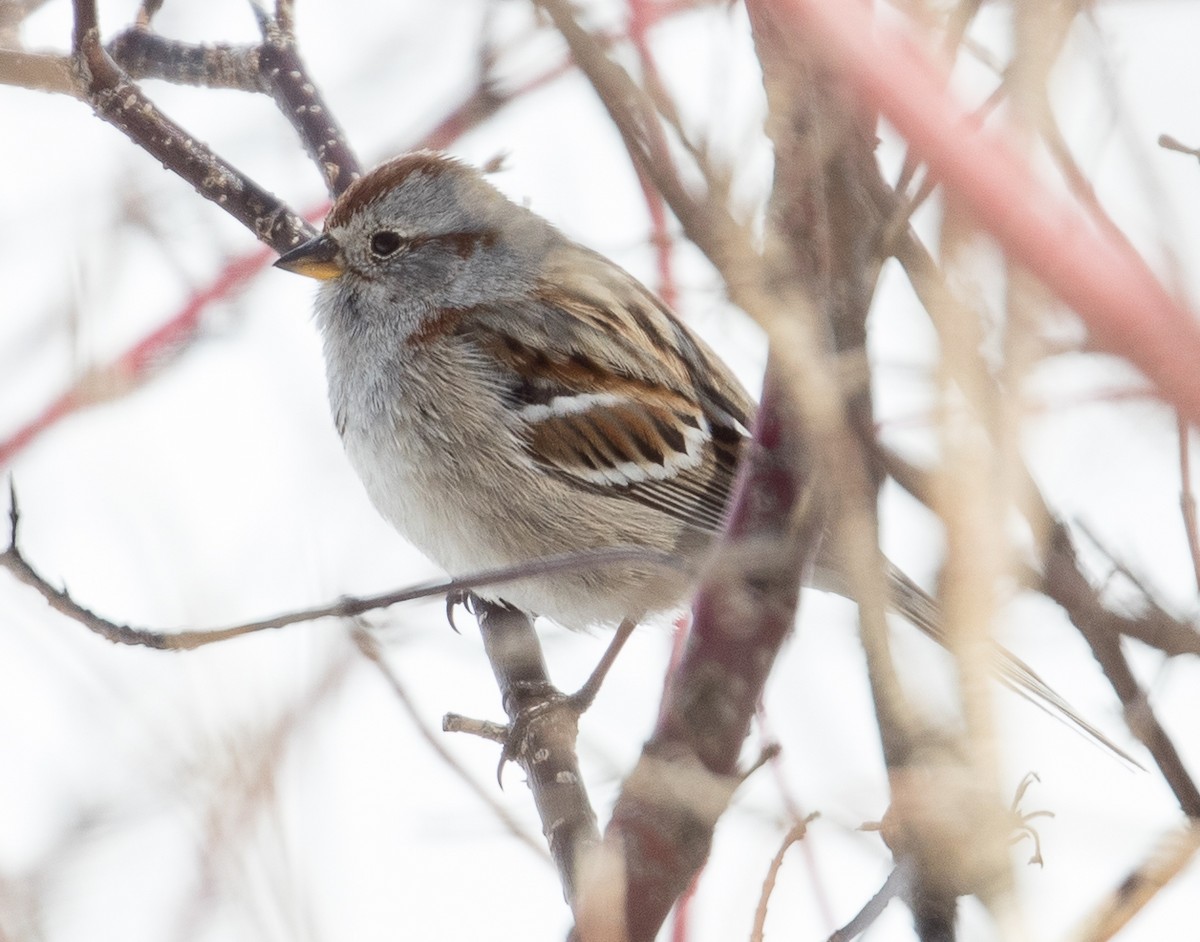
[2,1,1200,940]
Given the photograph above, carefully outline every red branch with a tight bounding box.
[0,243,279,466]
[588,366,818,942]
[771,0,1200,424]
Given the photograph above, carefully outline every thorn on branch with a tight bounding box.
[6,476,18,548]
[740,742,782,783]
[1159,134,1200,162]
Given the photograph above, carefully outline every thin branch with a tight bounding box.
[1043,523,1200,817]
[0,490,680,650]
[880,446,1200,661]
[274,0,295,36]
[826,868,904,942]
[1074,524,1200,660]
[627,0,678,309]
[442,713,509,744]
[1177,416,1200,593]
[168,647,354,938]
[352,627,551,864]
[1071,823,1200,942]
[532,0,754,289]
[749,817,817,942]
[1159,133,1200,163]
[71,0,97,39]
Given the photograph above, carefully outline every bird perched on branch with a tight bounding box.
[276,151,1132,761]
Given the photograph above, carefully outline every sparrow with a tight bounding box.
[275,151,1133,761]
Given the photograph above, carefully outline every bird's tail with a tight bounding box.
[882,561,1141,767]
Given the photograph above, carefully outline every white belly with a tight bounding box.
[327,355,690,629]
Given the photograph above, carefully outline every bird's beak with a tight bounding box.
[274,233,345,281]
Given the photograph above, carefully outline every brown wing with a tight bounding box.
[456,244,754,534]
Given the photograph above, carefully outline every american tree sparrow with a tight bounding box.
[276,152,1130,759]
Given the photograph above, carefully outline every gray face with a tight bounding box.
[314,157,557,344]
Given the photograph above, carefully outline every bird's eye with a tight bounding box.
[369,231,404,258]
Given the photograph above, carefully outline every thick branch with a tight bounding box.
[576,364,820,942]
[106,30,266,91]
[0,48,74,93]
[467,600,600,906]
[70,16,311,251]
[89,17,359,197]
[747,0,922,770]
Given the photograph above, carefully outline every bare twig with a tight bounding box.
[880,445,1200,661]
[627,0,678,309]
[1176,417,1200,593]
[442,713,509,744]
[352,627,550,863]
[169,648,354,938]
[0,489,680,651]
[1159,133,1200,163]
[749,817,817,942]
[1043,523,1200,817]
[827,868,904,942]
[532,0,754,293]
[1070,823,1200,942]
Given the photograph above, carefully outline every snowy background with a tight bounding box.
[2,1,1200,939]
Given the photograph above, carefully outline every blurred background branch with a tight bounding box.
[1,1,1198,940]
